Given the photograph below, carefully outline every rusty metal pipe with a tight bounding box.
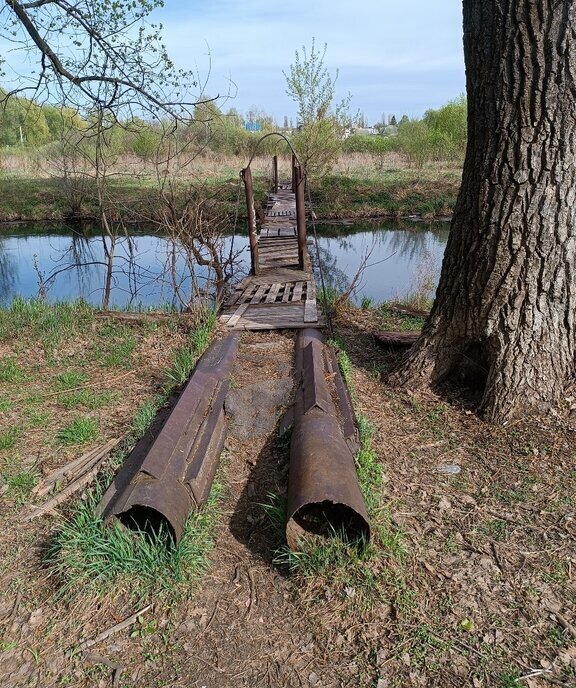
[286,329,370,549]
[98,334,239,542]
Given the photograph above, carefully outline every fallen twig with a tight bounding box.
[83,652,124,687]
[25,439,119,521]
[246,567,257,620]
[78,605,152,651]
[544,605,576,640]
[38,370,134,399]
[33,439,119,497]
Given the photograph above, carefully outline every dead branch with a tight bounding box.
[33,439,119,497]
[25,438,119,520]
[77,605,152,651]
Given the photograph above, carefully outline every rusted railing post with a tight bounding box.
[295,163,307,270]
[273,155,279,193]
[291,153,297,193]
[241,166,259,275]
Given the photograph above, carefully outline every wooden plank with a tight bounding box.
[258,239,297,245]
[238,283,258,304]
[250,284,269,304]
[304,301,318,323]
[226,278,251,306]
[259,245,297,253]
[265,283,282,304]
[304,279,318,323]
[292,282,304,302]
[227,302,250,327]
[282,283,293,302]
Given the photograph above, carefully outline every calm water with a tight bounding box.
[0,222,449,308]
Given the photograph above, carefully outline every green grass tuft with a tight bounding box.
[57,417,99,445]
[129,396,164,441]
[165,347,196,387]
[0,357,28,383]
[0,298,94,355]
[0,455,39,503]
[0,426,21,451]
[92,323,138,368]
[59,390,114,410]
[7,470,38,502]
[259,491,288,540]
[165,310,216,389]
[45,477,223,603]
[0,399,13,413]
[55,370,90,390]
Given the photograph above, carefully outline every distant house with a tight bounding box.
[353,127,378,136]
[245,122,262,133]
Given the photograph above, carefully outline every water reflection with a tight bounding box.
[314,222,448,304]
[0,221,448,308]
[0,236,18,301]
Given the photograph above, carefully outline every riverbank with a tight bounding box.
[0,154,461,224]
[0,299,573,687]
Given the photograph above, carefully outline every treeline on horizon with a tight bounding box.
[0,89,467,168]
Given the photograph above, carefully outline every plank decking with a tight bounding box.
[220,183,324,331]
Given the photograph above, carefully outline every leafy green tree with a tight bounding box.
[423,95,467,159]
[1,0,198,119]
[394,97,467,167]
[0,91,49,145]
[43,103,85,141]
[124,117,162,160]
[283,38,351,176]
[394,118,438,168]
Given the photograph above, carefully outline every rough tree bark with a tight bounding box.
[391,0,576,423]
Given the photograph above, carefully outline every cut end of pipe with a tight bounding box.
[286,499,370,550]
[117,505,177,544]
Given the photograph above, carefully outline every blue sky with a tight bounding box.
[156,0,466,125]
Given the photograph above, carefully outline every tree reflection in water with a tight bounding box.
[0,221,448,308]
[0,238,17,302]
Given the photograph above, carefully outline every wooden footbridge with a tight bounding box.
[99,154,370,552]
[220,156,324,331]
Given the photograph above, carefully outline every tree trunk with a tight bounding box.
[391,0,576,423]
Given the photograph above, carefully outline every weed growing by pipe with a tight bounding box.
[45,308,221,604]
[261,344,408,612]
[45,476,223,604]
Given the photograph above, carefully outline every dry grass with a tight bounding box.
[0,147,463,223]
[318,306,576,687]
[1,301,574,687]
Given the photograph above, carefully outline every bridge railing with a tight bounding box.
[242,154,308,275]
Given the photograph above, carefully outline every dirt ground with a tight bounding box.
[0,311,575,688]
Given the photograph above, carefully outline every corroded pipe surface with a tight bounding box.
[286,329,370,549]
[98,334,239,542]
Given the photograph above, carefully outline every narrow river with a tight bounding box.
[0,221,448,308]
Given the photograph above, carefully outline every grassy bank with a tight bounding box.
[311,167,460,220]
[0,300,225,683]
[0,152,461,224]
